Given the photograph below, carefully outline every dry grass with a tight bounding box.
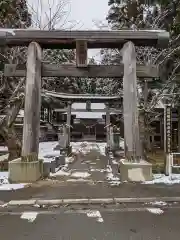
[147,150,164,164]
[147,150,165,173]
[147,149,180,173]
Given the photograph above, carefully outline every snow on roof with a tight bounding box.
[73,112,104,119]
[155,100,165,109]
[44,91,120,101]
[18,109,24,117]
[72,102,105,110]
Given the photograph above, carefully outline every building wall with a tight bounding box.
[71,119,106,141]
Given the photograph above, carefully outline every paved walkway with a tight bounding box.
[1,203,180,240]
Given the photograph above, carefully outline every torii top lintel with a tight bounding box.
[0,29,169,49]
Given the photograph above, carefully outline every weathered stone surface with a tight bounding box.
[50,159,56,173]
[119,160,152,182]
[42,161,51,178]
[8,158,42,183]
[55,155,65,166]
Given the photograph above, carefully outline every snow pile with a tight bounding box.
[0,172,27,191]
[144,174,180,185]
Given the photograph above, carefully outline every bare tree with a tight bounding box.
[27,0,82,30]
[0,0,80,160]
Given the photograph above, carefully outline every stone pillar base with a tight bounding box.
[55,155,65,166]
[119,159,152,182]
[53,144,61,151]
[8,158,42,183]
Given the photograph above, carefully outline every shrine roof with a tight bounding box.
[43,91,121,103]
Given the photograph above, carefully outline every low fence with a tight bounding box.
[166,153,180,175]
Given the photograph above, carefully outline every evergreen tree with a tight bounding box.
[104,0,180,155]
[0,0,31,28]
[105,0,180,103]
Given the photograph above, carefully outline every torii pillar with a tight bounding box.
[66,101,72,155]
[105,103,111,154]
[9,42,43,183]
[119,41,152,182]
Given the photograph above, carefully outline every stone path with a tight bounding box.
[52,142,121,186]
[2,142,180,203]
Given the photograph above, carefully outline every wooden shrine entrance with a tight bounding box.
[42,91,121,147]
[1,28,169,183]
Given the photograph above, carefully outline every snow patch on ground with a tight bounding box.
[106,172,120,182]
[0,172,27,191]
[65,157,74,164]
[146,208,164,215]
[0,184,26,191]
[97,143,106,156]
[84,160,91,164]
[90,168,106,173]
[145,201,167,206]
[106,165,112,173]
[0,146,8,151]
[51,164,70,177]
[120,139,124,149]
[51,169,70,177]
[71,142,92,155]
[71,142,106,156]
[71,171,90,179]
[86,210,104,223]
[112,159,118,165]
[106,165,121,186]
[21,212,38,222]
[67,178,91,182]
[144,174,180,185]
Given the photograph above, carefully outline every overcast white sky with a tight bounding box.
[27,0,109,60]
[69,0,109,30]
[69,0,109,60]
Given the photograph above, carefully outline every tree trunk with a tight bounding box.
[1,126,21,161]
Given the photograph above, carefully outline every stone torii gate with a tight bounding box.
[1,29,169,183]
